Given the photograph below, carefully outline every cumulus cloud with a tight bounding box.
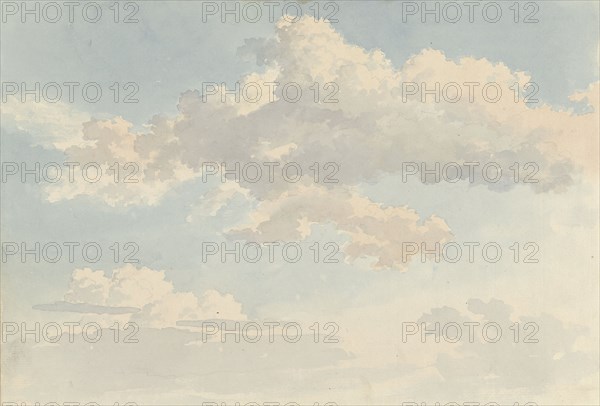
[36,265,246,328]
[18,15,595,207]
[5,16,598,271]
[224,184,453,270]
[42,117,197,206]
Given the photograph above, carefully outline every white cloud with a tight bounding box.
[26,16,596,206]
[49,265,247,328]
[6,17,598,273]
[0,97,92,149]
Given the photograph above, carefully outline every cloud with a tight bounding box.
[330,296,599,404]
[37,265,246,328]
[0,98,92,150]
[32,301,140,315]
[224,184,453,271]
[5,16,598,274]
[186,181,252,219]
[18,16,595,208]
[410,298,598,400]
[42,116,197,206]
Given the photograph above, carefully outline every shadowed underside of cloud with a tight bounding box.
[33,301,140,314]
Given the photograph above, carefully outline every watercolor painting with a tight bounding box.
[1,1,599,405]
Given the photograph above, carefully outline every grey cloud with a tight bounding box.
[412,298,598,399]
[33,301,141,315]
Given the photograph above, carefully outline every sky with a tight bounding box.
[1,1,599,405]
